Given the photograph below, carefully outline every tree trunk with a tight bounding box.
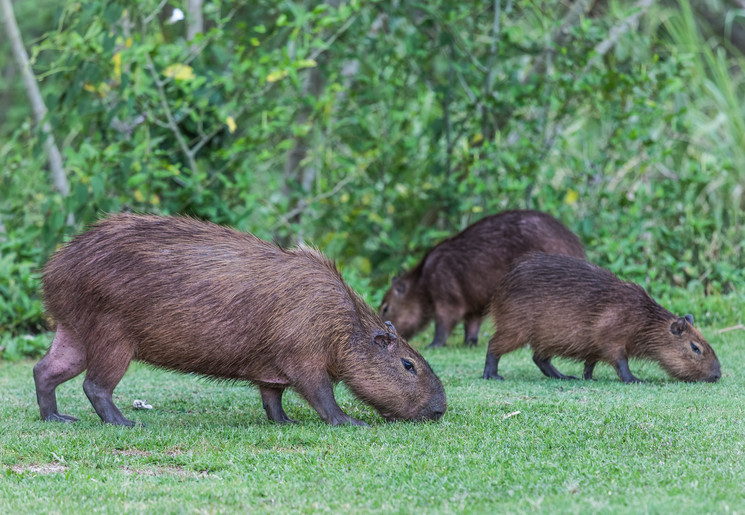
[279,0,341,245]
[1,0,69,198]
[186,0,203,41]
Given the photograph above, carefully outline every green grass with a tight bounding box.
[1,294,744,513]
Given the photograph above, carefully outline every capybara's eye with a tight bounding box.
[401,358,416,374]
[381,304,389,315]
[690,342,702,355]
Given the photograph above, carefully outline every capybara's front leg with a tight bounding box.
[260,386,296,424]
[83,379,136,426]
[532,354,578,380]
[613,356,642,383]
[429,319,453,349]
[482,352,503,380]
[583,361,597,380]
[296,375,368,426]
[429,303,462,348]
[463,314,482,347]
[33,325,87,423]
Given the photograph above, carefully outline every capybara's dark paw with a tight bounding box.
[623,378,643,384]
[427,341,446,349]
[45,412,79,423]
[482,371,504,381]
[106,418,138,427]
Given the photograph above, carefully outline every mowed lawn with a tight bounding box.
[1,294,743,513]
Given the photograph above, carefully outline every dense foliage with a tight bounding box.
[1,0,743,356]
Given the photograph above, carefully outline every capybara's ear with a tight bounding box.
[670,317,689,336]
[684,314,695,326]
[385,321,398,336]
[372,329,397,350]
[392,277,407,295]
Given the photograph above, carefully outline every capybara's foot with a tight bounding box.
[271,414,297,424]
[108,418,137,427]
[464,337,478,347]
[427,341,446,349]
[44,412,79,423]
[329,415,368,427]
[482,370,504,380]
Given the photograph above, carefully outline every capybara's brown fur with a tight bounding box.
[482,253,722,383]
[380,210,585,348]
[34,214,446,427]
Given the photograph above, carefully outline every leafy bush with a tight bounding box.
[1,1,744,360]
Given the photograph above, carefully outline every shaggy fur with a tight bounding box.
[482,253,721,383]
[34,214,446,427]
[380,210,585,348]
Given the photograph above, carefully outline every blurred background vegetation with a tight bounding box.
[1,0,744,359]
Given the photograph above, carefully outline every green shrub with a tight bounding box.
[1,1,744,360]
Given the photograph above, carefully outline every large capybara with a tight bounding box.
[482,253,722,383]
[379,210,585,348]
[34,214,446,427]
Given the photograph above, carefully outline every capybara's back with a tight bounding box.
[483,253,721,383]
[36,214,446,426]
[380,210,585,348]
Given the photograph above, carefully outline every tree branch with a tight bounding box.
[274,174,356,231]
[584,0,654,72]
[526,0,596,80]
[1,0,69,197]
[144,53,198,175]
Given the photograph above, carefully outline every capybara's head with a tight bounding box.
[343,322,446,422]
[379,277,429,339]
[654,314,721,382]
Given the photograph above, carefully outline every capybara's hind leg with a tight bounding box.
[260,386,296,424]
[33,325,87,422]
[532,354,578,380]
[463,314,482,347]
[82,336,136,426]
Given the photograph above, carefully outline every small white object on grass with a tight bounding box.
[133,399,153,410]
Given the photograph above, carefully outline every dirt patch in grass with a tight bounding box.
[10,463,67,475]
[121,465,211,478]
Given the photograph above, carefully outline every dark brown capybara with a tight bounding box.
[379,210,585,348]
[482,253,722,383]
[34,214,446,427]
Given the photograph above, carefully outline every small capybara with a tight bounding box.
[482,253,722,383]
[34,214,446,427]
[379,210,585,348]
